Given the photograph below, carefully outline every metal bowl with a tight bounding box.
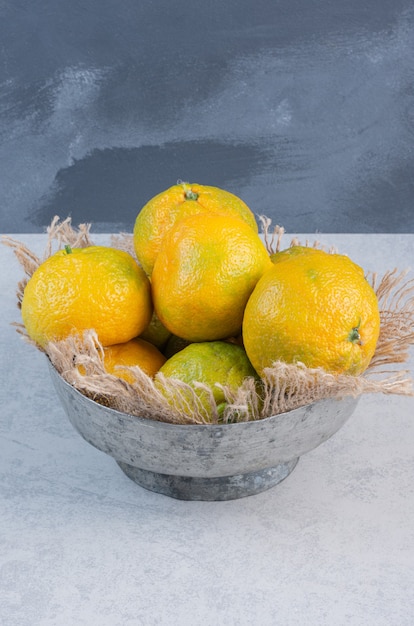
[48,360,359,500]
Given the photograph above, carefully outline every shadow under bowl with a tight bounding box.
[48,361,359,501]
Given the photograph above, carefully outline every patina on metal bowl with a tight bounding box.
[48,361,359,501]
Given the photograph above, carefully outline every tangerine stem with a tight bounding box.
[181,182,199,201]
[348,319,362,344]
[185,189,199,201]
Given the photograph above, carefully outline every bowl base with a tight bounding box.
[116,458,299,501]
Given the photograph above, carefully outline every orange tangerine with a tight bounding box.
[133,182,258,275]
[243,248,380,376]
[21,245,152,348]
[151,212,272,342]
[103,338,166,382]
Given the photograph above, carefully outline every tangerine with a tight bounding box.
[21,245,152,348]
[157,341,258,420]
[243,248,380,376]
[151,212,272,342]
[139,310,171,350]
[103,337,166,382]
[133,182,258,275]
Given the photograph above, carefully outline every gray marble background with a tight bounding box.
[1,0,414,233]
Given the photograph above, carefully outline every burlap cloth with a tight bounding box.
[3,216,414,425]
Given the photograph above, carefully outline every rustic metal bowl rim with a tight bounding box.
[48,359,351,429]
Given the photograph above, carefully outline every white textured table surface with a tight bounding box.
[1,233,414,626]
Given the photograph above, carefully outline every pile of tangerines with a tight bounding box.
[20,182,381,417]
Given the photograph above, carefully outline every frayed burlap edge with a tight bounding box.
[3,215,414,425]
